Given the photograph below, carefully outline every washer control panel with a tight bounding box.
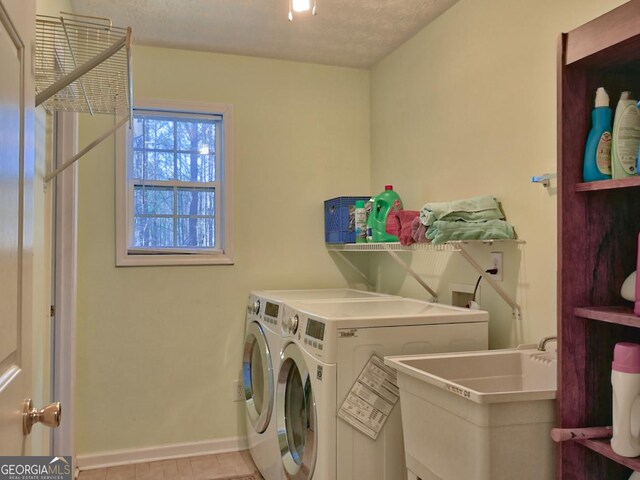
[247,299,260,316]
[285,314,299,335]
[282,306,332,360]
[263,301,280,327]
[246,296,280,328]
[302,316,325,353]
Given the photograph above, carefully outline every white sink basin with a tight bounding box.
[384,345,557,480]
[385,344,557,404]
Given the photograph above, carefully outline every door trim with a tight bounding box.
[51,111,78,457]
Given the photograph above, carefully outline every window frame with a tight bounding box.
[116,98,234,266]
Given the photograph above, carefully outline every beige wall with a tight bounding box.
[370,0,627,348]
[36,0,71,16]
[75,47,370,454]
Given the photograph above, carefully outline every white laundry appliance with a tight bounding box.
[243,289,395,480]
[275,298,489,480]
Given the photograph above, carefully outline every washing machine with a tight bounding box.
[275,298,489,480]
[242,289,395,480]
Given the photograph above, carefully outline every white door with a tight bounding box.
[0,0,37,455]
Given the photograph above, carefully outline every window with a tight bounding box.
[116,99,233,266]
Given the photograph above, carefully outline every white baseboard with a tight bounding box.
[76,436,249,471]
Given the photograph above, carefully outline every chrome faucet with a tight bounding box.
[538,335,558,352]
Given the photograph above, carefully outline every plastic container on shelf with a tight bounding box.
[354,200,367,243]
[324,196,371,244]
[611,342,640,457]
[612,91,640,179]
[636,234,640,317]
[366,185,403,243]
[636,232,640,316]
[583,87,612,182]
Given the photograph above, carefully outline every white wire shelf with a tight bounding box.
[326,239,525,252]
[326,239,525,320]
[35,12,132,115]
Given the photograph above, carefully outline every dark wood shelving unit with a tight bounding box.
[577,439,640,471]
[558,1,640,478]
[576,177,640,192]
[575,306,640,328]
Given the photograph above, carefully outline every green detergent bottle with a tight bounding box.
[366,185,403,242]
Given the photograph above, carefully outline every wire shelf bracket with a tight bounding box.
[35,13,133,181]
[326,240,524,318]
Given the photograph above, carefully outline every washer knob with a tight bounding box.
[251,300,260,315]
[288,315,299,334]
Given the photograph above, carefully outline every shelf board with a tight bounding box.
[325,239,524,252]
[574,306,640,327]
[577,439,640,471]
[575,177,640,192]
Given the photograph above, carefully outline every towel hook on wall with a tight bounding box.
[531,173,557,187]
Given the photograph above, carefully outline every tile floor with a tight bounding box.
[77,451,262,480]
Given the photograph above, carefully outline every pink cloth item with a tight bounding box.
[411,216,429,243]
[389,210,420,246]
[386,212,401,237]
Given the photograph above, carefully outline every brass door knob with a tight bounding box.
[23,398,61,435]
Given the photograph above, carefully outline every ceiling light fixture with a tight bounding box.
[288,0,317,21]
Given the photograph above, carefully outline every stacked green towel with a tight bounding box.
[420,195,504,226]
[426,219,515,244]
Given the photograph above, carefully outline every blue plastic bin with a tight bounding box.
[324,196,370,243]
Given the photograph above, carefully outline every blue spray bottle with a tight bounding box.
[583,87,612,182]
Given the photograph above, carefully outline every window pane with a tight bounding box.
[176,217,215,248]
[144,118,174,150]
[176,120,215,153]
[126,109,226,256]
[132,151,145,179]
[134,186,174,215]
[133,117,144,149]
[133,217,174,247]
[177,188,215,216]
[143,152,174,180]
[177,153,215,182]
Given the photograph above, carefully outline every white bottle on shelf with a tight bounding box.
[611,342,640,457]
[354,200,367,243]
[612,91,640,179]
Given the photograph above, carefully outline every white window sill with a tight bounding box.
[116,252,234,267]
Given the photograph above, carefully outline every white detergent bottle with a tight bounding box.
[612,91,640,179]
[611,342,640,457]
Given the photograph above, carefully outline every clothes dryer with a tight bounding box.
[243,289,394,480]
[275,298,489,480]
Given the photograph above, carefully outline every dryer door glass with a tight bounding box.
[243,322,274,433]
[277,343,317,480]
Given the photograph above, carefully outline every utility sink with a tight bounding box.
[385,344,557,404]
[384,345,557,480]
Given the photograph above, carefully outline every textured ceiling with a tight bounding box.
[69,0,459,68]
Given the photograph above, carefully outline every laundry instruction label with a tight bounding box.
[338,354,399,440]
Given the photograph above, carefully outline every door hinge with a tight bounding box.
[50,305,55,317]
